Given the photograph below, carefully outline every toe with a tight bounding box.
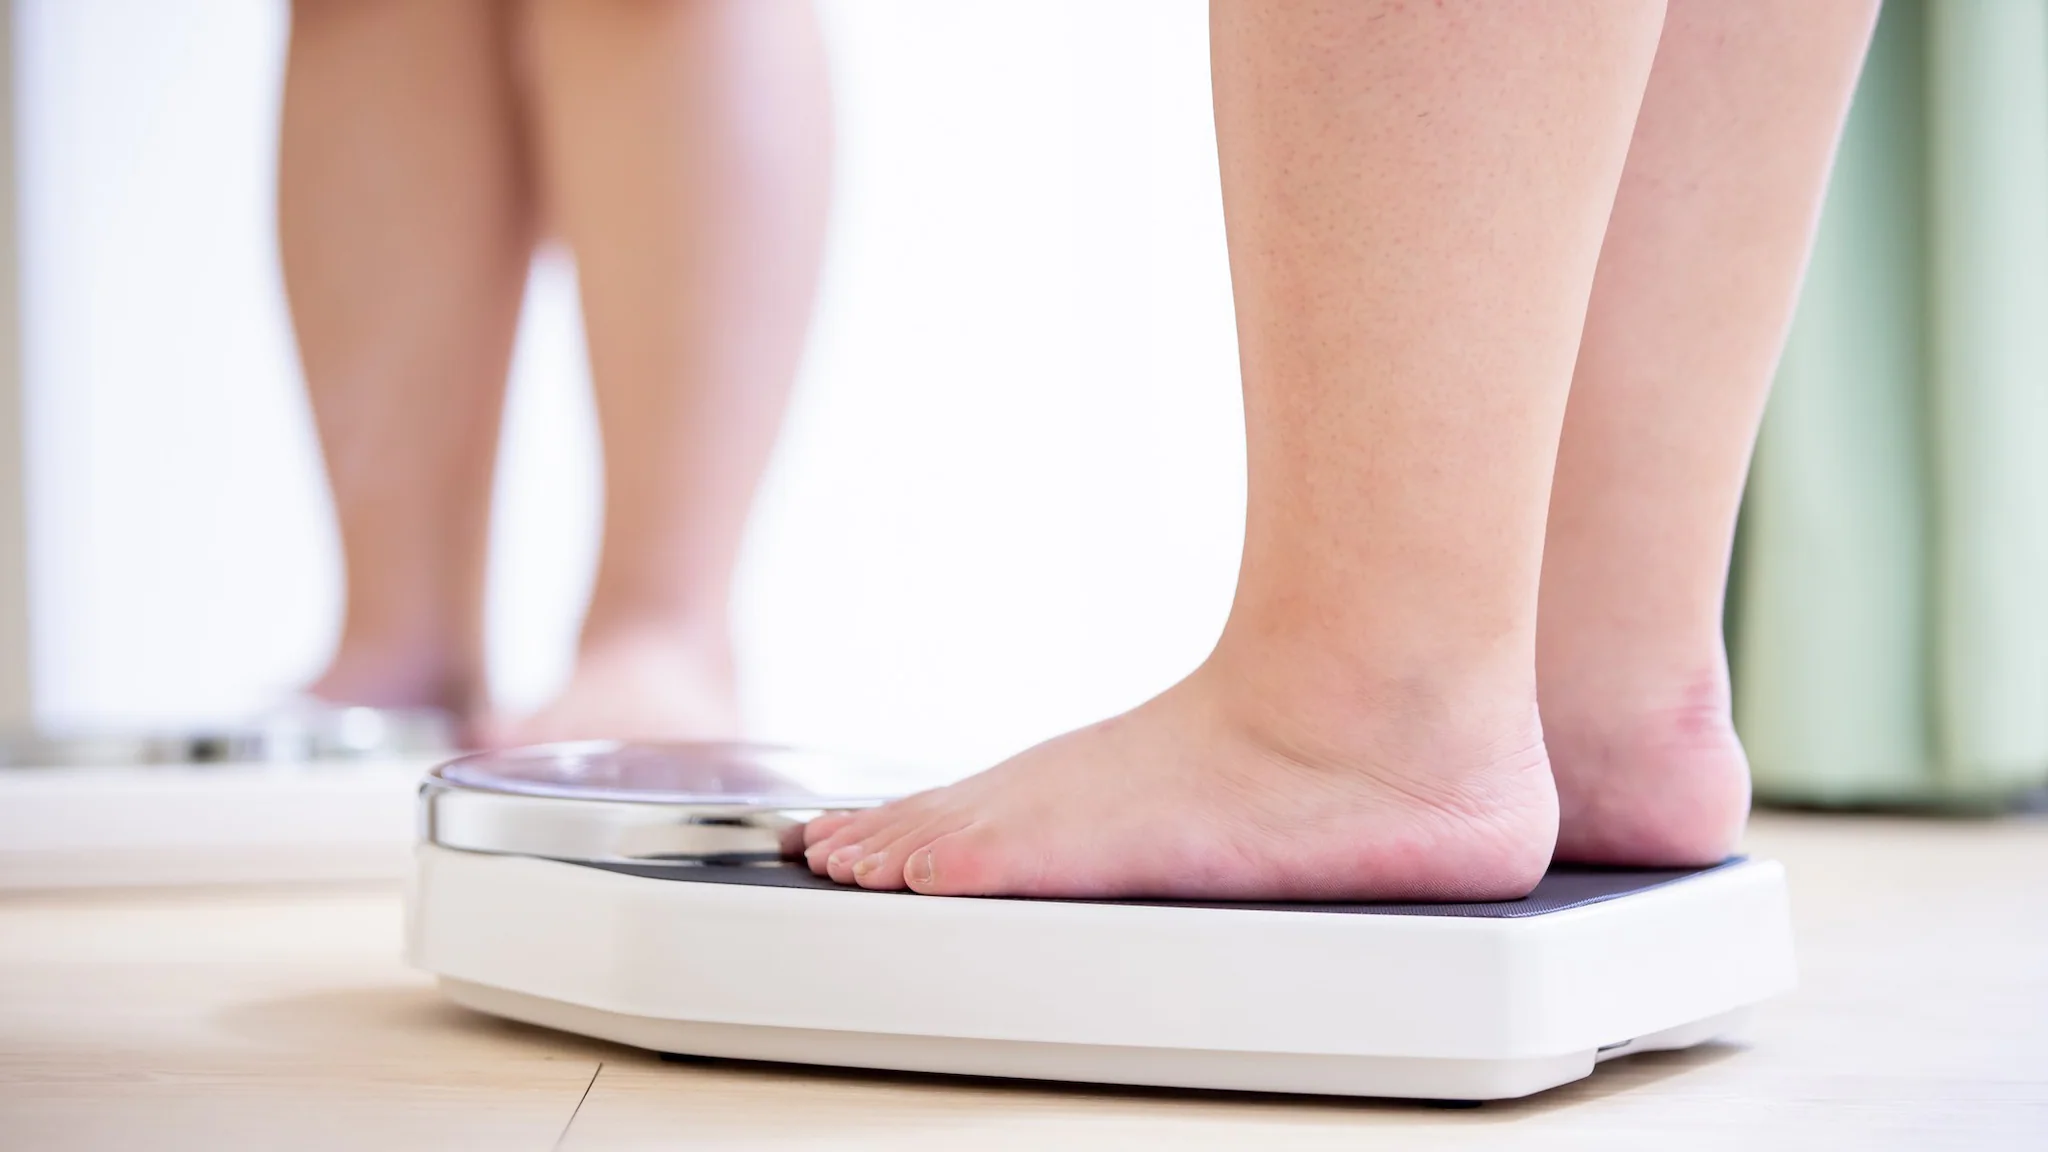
[805,827,857,876]
[801,812,857,850]
[804,809,888,874]
[823,840,869,884]
[849,812,967,891]
[905,822,1019,896]
[808,786,984,884]
[847,846,906,890]
[816,803,928,883]
[806,794,944,877]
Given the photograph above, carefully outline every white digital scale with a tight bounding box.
[407,742,1796,1102]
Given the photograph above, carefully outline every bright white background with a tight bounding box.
[16,0,1246,786]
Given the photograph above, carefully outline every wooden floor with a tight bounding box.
[1,810,2042,1150]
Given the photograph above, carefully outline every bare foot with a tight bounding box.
[802,664,1557,902]
[1546,676,1751,867]
[309,643,478,712]
[486,630,739,747]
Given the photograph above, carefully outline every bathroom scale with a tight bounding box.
[407,741,1796,1101]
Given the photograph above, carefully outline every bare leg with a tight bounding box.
[1539,0,1878,865]
[805,1,1663,900]
[281,0,534,722]
[497,0,832,744]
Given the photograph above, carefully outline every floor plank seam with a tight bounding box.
[553,1061,603,1151]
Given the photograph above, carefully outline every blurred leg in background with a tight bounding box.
[1538,0,1879,864]
[497,0,831,745]
[280,0,535,733]
[280,0,831,746]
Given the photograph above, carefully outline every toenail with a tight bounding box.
[852,854,881,878]
[828,845,864,868]
[908,847,934,887]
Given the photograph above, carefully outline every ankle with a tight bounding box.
[577,611,733,666]
[1194,643,1548,792]
[1542,664,1737,761]
[1214,601,1534,708]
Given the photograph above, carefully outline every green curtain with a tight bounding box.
[1733,0,2048,809]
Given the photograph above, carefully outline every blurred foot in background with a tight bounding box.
[278,0,832,747]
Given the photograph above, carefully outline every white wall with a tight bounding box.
[16,0,1245,787]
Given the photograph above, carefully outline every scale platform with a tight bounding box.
[408,742,1796,1101]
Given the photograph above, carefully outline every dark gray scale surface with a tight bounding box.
[577,858,1738,918]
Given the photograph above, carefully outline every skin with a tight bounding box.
[281,0,830,742]
[281,0,532,720]
[1539,0,1881,864]
[804,0,1877,900]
